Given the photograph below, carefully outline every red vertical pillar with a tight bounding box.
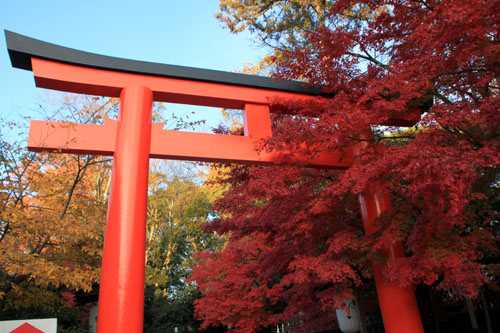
[97,85,153,333]
[356,132,424,333]
[359,185,424,333]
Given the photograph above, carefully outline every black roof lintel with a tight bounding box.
[5,30,323,96]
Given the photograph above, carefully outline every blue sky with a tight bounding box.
[0,0,266,129]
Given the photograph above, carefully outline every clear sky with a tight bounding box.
[0,0,266,129]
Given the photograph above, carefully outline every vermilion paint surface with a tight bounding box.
[96,86,153,333]
[359,184,424,333]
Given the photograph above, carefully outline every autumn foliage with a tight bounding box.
[0,96,115,313]
[192,1,500,331]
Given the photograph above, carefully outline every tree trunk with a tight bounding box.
[355,291,367,333]
[465,297,479,330]
[480,291,493,333]
[428,287,441,333]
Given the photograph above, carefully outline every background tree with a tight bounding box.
[217,0,339,49]
[217,0,375,72]
[0,95,116,330]
[143,161,226,332]
[193,0,500,331]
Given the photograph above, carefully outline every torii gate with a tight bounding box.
[5,31,424,333]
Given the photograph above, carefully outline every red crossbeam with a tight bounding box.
[28,118,353,168]
[32,58,318,110]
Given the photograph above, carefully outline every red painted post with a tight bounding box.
[97,85,153,333]
[359,185,424,333]
[354,129,424,333]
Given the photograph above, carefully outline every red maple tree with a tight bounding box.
[192,1,500,331]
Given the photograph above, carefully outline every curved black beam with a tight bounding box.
[5,30,323,96]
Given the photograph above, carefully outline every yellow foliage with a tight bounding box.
[0,95,113,309]
[0,152,109,298]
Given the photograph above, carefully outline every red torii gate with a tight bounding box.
[6,31,424,333]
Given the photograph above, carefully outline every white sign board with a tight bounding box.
[0,318,57,333]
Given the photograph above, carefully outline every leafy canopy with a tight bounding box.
[193,0,500,331]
